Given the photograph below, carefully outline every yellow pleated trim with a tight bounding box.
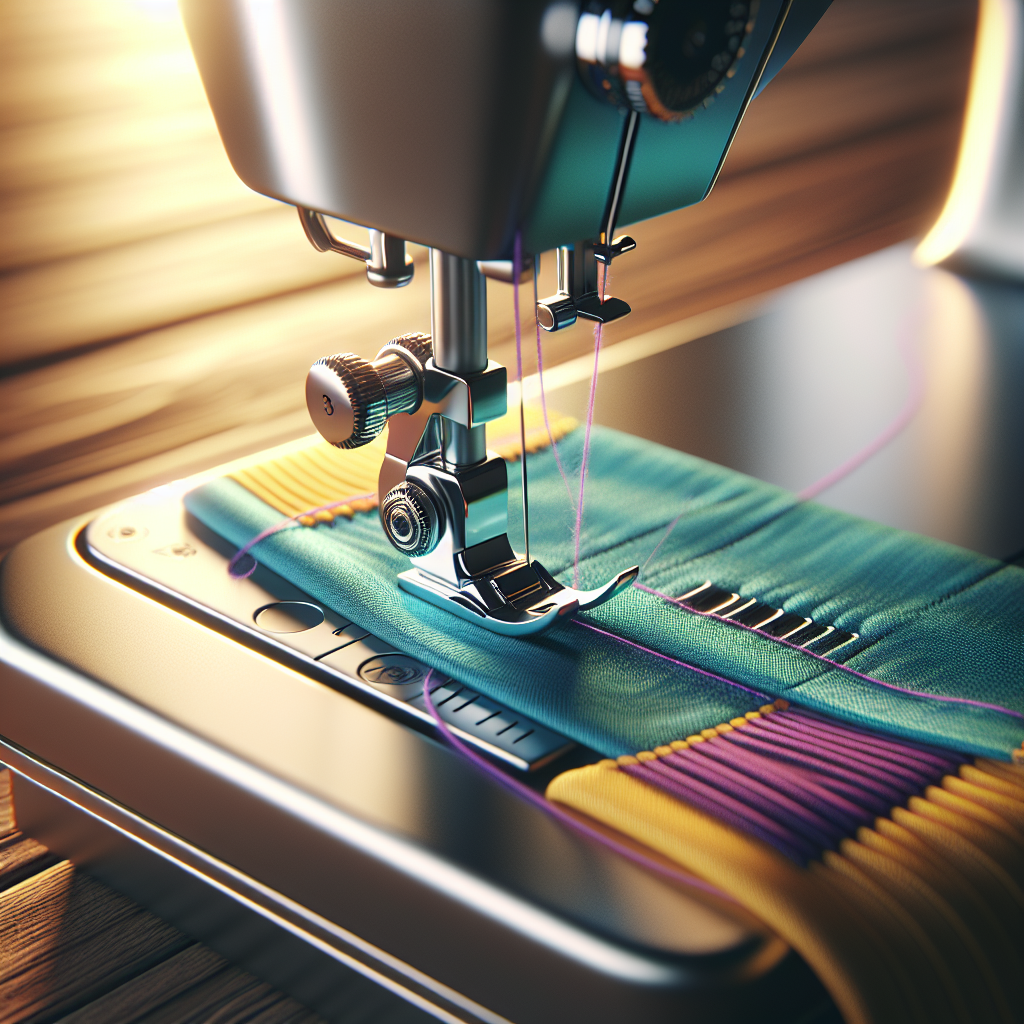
[228,404,577,523]
[546,746,1024,1024]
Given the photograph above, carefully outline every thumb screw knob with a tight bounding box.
[306,353,388,449]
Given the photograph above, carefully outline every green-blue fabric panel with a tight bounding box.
[186,426,1024,760]
[186,480,761,756]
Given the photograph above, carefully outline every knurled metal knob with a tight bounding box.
[380,482,440,556]
[306,353,388,449]
[380,332,433,372]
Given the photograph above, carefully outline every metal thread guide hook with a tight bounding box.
[536,110,640,332]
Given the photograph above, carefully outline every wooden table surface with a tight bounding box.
[0,0,978,557]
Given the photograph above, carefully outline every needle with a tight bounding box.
[513,234,530,566]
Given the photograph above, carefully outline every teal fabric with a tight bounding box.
[186,426,1024,760]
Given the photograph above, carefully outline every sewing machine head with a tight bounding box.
[179,0,828,635]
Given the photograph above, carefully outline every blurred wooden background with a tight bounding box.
[0,0,978,556]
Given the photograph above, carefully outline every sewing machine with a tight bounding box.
[9,1,1019,1021]
[181,0,834,637]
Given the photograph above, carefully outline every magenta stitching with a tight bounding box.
[634,582,1024,721]
[797,309,925,501]
[572,618,771,701]
[421,669,731,900]
[227,491,375,579]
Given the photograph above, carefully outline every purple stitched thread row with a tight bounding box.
[748,715,935,789]
[633,582,1024,722]
[694,740,873,832]
[760,711,955,781]
[721,727,897,814]
[630,708,955,864]
[791,707,965,768]
[420,670,730,901]
[656,748,842,849]
[722,727,904,807]
[622,761,815,864]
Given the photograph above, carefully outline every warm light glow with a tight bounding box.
[914,0,1015,266]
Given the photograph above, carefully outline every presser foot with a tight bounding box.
[397,559,639,637]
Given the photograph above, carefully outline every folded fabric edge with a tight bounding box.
[546,748,1024,1024]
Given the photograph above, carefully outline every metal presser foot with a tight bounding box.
[303,243,637,636]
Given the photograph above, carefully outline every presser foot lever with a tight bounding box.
[397,559,639,637]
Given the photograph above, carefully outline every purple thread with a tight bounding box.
[746,715,931,790]
[657,748,841,849]
[623,761,814,864]
[634,314,924,579]
[693,740,873,830]
[790,707,965,769]
[797,311,925,502]
[572,618,771,701]
[573,262,606,587]
[620,312,1022,719]
[640,508,688,574]
[725,725,907,801]
[420,670,730,901]
[633,582,1024,722]
[533,263,575,506]
[624,705,960,864]
[227,492,376,579]
[721,730,899,811]
[762,710,956,779]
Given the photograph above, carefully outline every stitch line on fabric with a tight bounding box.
[549,492,802,581]
[634,583,1024,722]
[872,558,1010,624]
[572,618,772,702]
[628,497,1010,664]
[420,669,732,901]
[569,495,1011,697]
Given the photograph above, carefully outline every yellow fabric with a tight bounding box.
[547,756,1024,1024]
[229,405,577,524]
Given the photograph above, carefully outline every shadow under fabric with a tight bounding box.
[186,417,1024,1024]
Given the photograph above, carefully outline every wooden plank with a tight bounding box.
[0,154,271,273]
[0,208,378,367]
[53,944,322,1024]
[52,945,228,1024]
[0,3,211,130]
[0,834,54,894]
[0,802,332,1024]
[0,863,191,1022]
[0,771,14,839]
[0,0,268,271]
